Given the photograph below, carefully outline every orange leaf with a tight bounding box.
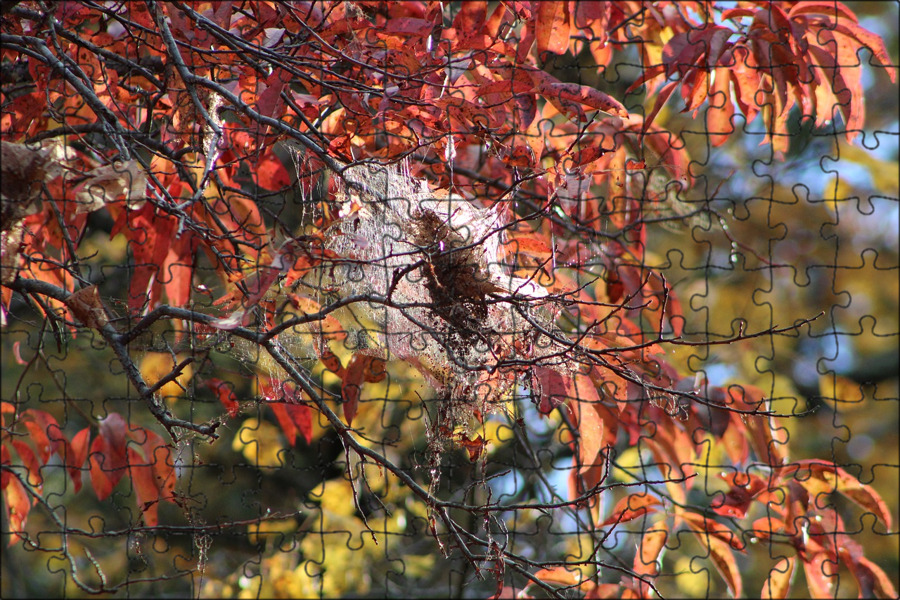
[533,565,595,592]
[802,552,837,599]
[724,385,787,466]
[501,232,553,263]
[601,493,661,527]
[750,516,789,541]
[318,345,346,376]
[2,474,31,545]
[682,512,745,552]
[161,233,194,308]
[791,460,892,531]
[692,527,743,598]
[852,556,899,599]
[761,556,795,599]
[634,523,667,598]
[706,67,735,146]
[535,1,570,57]
[457,433,487,462]
[288,293,346,340]
[21,409,61,464]
[572,373,603,472]
[534,566,580,586]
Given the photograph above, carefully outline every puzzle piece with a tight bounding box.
[2,2,897,598]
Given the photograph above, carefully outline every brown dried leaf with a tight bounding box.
[64,285,110,329]
[74,160,148,211]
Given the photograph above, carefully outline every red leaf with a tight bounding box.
[750,516,789,541]
[10,440,42,490]
[642,79,679,133]
[383,17,434,38]
[66,427,90,493]
[288,403,313,446]
[206,378,241,418]
[451,1,486,41]
[161,232,194,308]
[115,427,177,526]
[341,354,373,425]
[257,69,291,119]
[143,431,175,501]
[831,22,896,81]
[270,400,313,446]
[318,345,346,376]
[789,1,858,24]
[360,356,387,383]
[530,69,628,119]
[535,1,570,57]
[710,471,769,519]
[256,152,292,190]
[0,443,10,489]
[89,436,116,501]
[88,413,129,501]
[532,366,569,415]
[721,8,757,21]
[127,447,161,526]
[475,79,535,106]
[124,205,177,313]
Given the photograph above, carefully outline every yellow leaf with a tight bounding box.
[247,517,298,547]
[232,418,285,468]
[818,374,866,412]
[140,352,193,399]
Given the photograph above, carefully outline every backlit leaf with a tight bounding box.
[535,1,570,57]
[761,556,795,599]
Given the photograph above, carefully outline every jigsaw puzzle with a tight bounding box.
[1,2,897,598]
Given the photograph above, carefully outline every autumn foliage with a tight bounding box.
[1,1,897,597]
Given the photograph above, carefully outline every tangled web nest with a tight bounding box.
[322,160,566,427]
